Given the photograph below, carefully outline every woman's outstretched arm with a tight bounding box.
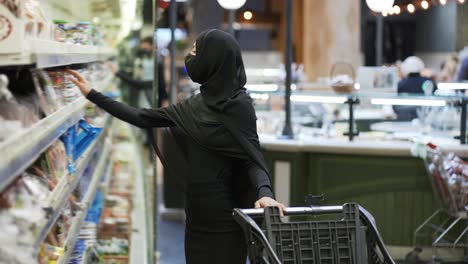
[67,69,175,128]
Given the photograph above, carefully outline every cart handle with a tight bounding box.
[241,205,344,217]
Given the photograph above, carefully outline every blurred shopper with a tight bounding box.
[395,56,437,121]
[438,53,459,82]
[68,29,285,264]
[458,52,468,82]
[398,56,436,95]
[108,36,169,107]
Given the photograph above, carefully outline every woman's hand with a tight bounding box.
[255,197,287,217]
[66,69,91,96]
[105,61,118,74]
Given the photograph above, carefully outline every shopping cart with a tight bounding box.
[410,143,468,263]
[233,203,396,264]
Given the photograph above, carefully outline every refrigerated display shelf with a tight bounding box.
[0,40,115,68]
[33,126,107,251]
[58,140,112,264]
[0,76,114,192]
[58,210,87,264]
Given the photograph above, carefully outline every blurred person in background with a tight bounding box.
[438,53,459,82]
[108,36,169,107]
[395,56,437,121]
[398,56,437,95]
[457,47,468,84]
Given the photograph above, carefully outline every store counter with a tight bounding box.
[260,134,468,157]
[260,134,467,253]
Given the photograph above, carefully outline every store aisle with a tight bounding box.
[156,185,186,264]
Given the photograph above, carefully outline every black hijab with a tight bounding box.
[149,29,272,203]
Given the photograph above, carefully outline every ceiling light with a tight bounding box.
[243,11,253,20]
[421,0,429,10]
[366,0,395,12]
[407,4,415,13]
[217,0,247,10]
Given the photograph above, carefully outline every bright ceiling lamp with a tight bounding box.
[421,0,429,9]
[217,0,247,10]
[407,4,415,13]
[366,0,395,12]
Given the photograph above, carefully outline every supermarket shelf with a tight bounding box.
[0,39,115,68]
[58,139,112,264]
[83,140,112,208]
[33,128,106,251]
[58,210,87,264]
[0,76,114,192]
[0,98,86,192]
[80,247,92,264]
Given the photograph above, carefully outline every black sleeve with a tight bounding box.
[86,89,176,128]
[115,71,152,89]
[243,160,274,199]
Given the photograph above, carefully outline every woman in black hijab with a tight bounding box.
[68,29,285,264]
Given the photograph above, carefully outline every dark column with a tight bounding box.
[281,0,294,139]
[169,0,177,104]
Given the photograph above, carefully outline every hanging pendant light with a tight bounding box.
[217,0,247,10]
[366,0,395,12]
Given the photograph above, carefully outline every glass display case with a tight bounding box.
[251,88,468,145]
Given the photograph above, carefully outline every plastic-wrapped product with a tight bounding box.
[0,74,39,140]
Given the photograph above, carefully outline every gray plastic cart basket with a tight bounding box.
[233,203,395,264]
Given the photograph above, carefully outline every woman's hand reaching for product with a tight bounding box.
[105,61,118,74]
[66,69,91,97]
[255,197,287,217]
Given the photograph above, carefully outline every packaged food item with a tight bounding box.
[0,74,39,139]
[32,69,64,115]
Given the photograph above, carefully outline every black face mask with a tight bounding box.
[184,53,199,82]
[137,49,152,58]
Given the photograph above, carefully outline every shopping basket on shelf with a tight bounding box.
[410,143,468,263]
[233,203,395,264]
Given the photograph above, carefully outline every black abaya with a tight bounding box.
[86,29,274,263]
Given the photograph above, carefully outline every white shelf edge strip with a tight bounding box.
[58,140,112,264]
[82,140,112,208]
[0,76,114,191]
[130,129,150,264]
[57,210,87,264]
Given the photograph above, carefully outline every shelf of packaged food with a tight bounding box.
[33,126,108,251]
[79,247,92,264]
[82,139,112,208]
[0,76,114,192]
[0,39,115,68]
[57,140,112,264]
[57,210,87,264]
